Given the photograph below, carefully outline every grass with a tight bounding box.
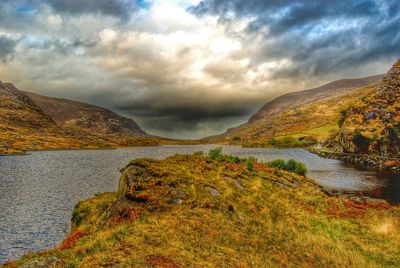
[208,85,376,148]
[4,152,400,267]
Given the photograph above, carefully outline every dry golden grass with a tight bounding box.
[5,153,400,267]
[208,85,376,147]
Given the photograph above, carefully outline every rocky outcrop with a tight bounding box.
[337,59,400,157]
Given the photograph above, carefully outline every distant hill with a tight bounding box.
[0,81,157,154]
[25,91,147,136]
[336,59,400,157]
[205,75,384,146]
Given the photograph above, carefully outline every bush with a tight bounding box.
[245,159,254,171]
[266,159,308,176]
[294,162,308,176]
[208,147,223,161]
[227,155,242,163]
[285,159,298,172]
[267,159,286,169]
[353,129,369,145]
[352,129,370,152]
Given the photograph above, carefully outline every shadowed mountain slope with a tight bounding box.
[25,92,147,136]
[0,81,158,154]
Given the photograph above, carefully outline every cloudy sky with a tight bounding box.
[0,0,398,139]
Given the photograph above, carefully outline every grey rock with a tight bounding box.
[206,186,220,196]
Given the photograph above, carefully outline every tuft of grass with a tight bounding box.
[245,159,254,171]
[208,146,223,160]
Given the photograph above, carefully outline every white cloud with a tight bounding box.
[46,15,63,29]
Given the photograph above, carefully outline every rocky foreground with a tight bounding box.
[4,153,400,267]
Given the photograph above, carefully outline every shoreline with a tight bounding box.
[308,147,400,172]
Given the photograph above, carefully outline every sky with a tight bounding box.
[0,0,399,139]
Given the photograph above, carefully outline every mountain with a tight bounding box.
[337,59,400,157]
[25,91,146,136]
[206,75,384,147]
[0,81,156,154]
[0,82,56,130]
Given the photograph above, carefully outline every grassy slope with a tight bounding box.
[5,154,400,267]
[0,82,193,155]
[210,85,376,147]
[24,91,147,136]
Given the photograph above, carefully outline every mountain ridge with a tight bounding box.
[24,91,147,136]
[0,81,160,154]
[205,74,384,146]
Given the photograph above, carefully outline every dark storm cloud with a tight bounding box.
[0,36,16,62]
[44,0,145,19]
[0,0,146,20]
[191,0,400,78]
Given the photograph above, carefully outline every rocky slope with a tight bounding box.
[25,92,146,136]
[336,60,400,157]
[206,75,383,147]
[5,152,400,267]
[0,81,158,154]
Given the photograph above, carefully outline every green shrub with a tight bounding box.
[227,155,242,163]
[352,129,370,151]
[293,162,308,176]
[266,159,308,176]
[208,147,223,161]
[248,156,258,162]
[286,159,298,172]
[267,159,286,169]
[393,123,400,137]
[245,159,254,171]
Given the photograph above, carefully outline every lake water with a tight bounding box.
[0,145,399,263]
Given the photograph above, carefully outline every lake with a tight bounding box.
[0,145,399,263]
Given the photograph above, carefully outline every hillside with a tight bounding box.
[0,81,159,154]
[25,92,146,136]
[5,152,400,267]
[206,75,383,147]
[336,59,400,157]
